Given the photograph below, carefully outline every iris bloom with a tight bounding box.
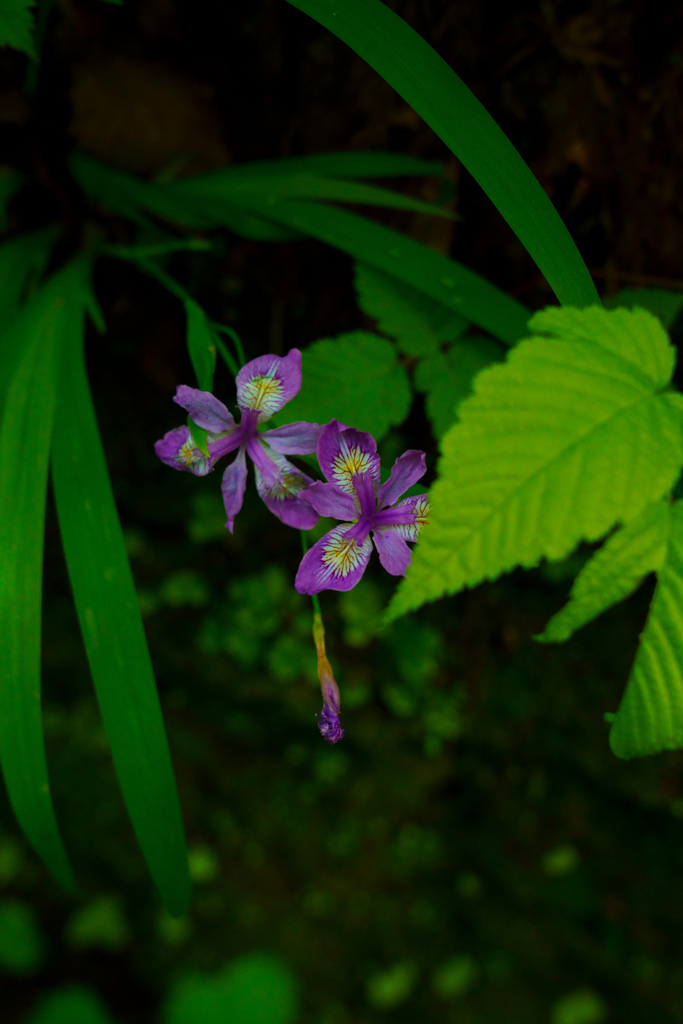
[155,349,321,531]
[295,420,429,594]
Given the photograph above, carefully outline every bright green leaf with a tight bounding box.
[354,261,467,356]
[389,306,683,619]
[284,331,411,441]
[51,273,190,916]
[284,0,598,309]
[604,288,683,329]
[164,953,298,1024]
[184,299,217,392]
[414,338,503,438]
[609,501,683,758]
[538,501,669,643]
[0,264,78,892]
[0,0,35,55]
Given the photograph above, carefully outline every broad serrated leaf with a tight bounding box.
[354,262,467,356]
[283,332,411,441]
[388,305,683,619]
[0,264,81,892]
[51,277,190,916]
[184,299,216,392]
[609,501,683,758]
[537,500,670,643]
[0,0,35,55]
[604,289,683,330]
[414,338,503,438]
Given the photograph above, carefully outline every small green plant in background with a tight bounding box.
[1,0,683,967]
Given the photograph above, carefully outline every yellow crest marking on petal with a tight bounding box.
[177,437,211,474]
[394,496,430,541]
[241,372,284,415]
[331,442,374,492]
[321,527,366,578]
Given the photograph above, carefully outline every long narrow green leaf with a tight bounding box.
[609,501,683,758]
[285,0,599,308]
[51,275,191,917]
[0,265,78,892]
[0,228,60,421]
[243,201,528,344]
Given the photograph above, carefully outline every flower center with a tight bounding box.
[240,373,283,415]
[332,444,373,492]
[321,529,366,578]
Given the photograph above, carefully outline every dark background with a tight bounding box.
[2,1,683,1021]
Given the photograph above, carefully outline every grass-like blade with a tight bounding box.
[72,152,528,345]
[70,150,451,231]
[244,201,528,345]
[537,501,670,643]
[609,501,683,758]
[389,306,683,619]
[0,264,79,892]
[51,271,190,916]
[285,0,599,309]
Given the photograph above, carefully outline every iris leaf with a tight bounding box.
[51,266,190,916]
[284,0,598,308]
[0,262,80,892]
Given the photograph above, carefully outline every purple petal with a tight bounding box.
[221,448,248,532]
[174,386,235,433]
[235,349,302,419]
[295,524,372,594]
[318,703,344,744]
[353,470,377,519]
[299,481,357,520]
[263,421,323,455]
[376,450,427,509]
[374,494,430,542]
[154,426,214,476]
[317,420,380,494]
[252,447,318,529]
[372,527,413,576]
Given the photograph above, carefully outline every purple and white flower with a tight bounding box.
[295,420,429,594]
[155,349,322,532]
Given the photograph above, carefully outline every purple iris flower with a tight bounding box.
[155,349,322,532]
[295,420,430,594]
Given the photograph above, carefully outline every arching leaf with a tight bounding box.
[51,282,191,916]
